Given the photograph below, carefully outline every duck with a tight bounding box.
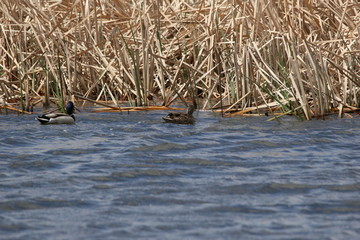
[36,101,76,124]
[163,105,195,124]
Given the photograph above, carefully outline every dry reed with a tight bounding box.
[0,0,359,119]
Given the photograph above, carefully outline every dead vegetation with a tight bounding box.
[0,0,359,119]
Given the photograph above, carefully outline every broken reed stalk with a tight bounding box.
[0,0,359,119]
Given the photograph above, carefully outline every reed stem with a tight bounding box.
[0,0,358,118]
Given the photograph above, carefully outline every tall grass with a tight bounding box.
[0,0,359,119]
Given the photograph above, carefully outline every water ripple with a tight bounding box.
[0,198,92,211]
[0,112,359,239]
[303,201,360,214]
[130,142,190,152]
[111,169,181,179]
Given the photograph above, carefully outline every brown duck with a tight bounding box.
[163,105,195,124]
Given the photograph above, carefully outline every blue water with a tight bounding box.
[0,109,359,239]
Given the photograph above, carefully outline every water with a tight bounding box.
[0,109,359,239]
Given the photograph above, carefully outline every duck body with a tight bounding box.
[36,113,75,124]
[163,105,195,124]
[36,101,76,125]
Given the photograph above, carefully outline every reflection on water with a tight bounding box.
[0,110,360,239]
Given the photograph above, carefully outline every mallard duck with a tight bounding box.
[163,105,195,124]
[36,101,75,124]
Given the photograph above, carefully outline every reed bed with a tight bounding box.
[0,0,359,119]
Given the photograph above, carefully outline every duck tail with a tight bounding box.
[36,115,50,124]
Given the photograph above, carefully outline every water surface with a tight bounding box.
[0,110,359,239]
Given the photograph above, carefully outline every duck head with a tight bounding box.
[187,105,195,115]
[66,101,75,115]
